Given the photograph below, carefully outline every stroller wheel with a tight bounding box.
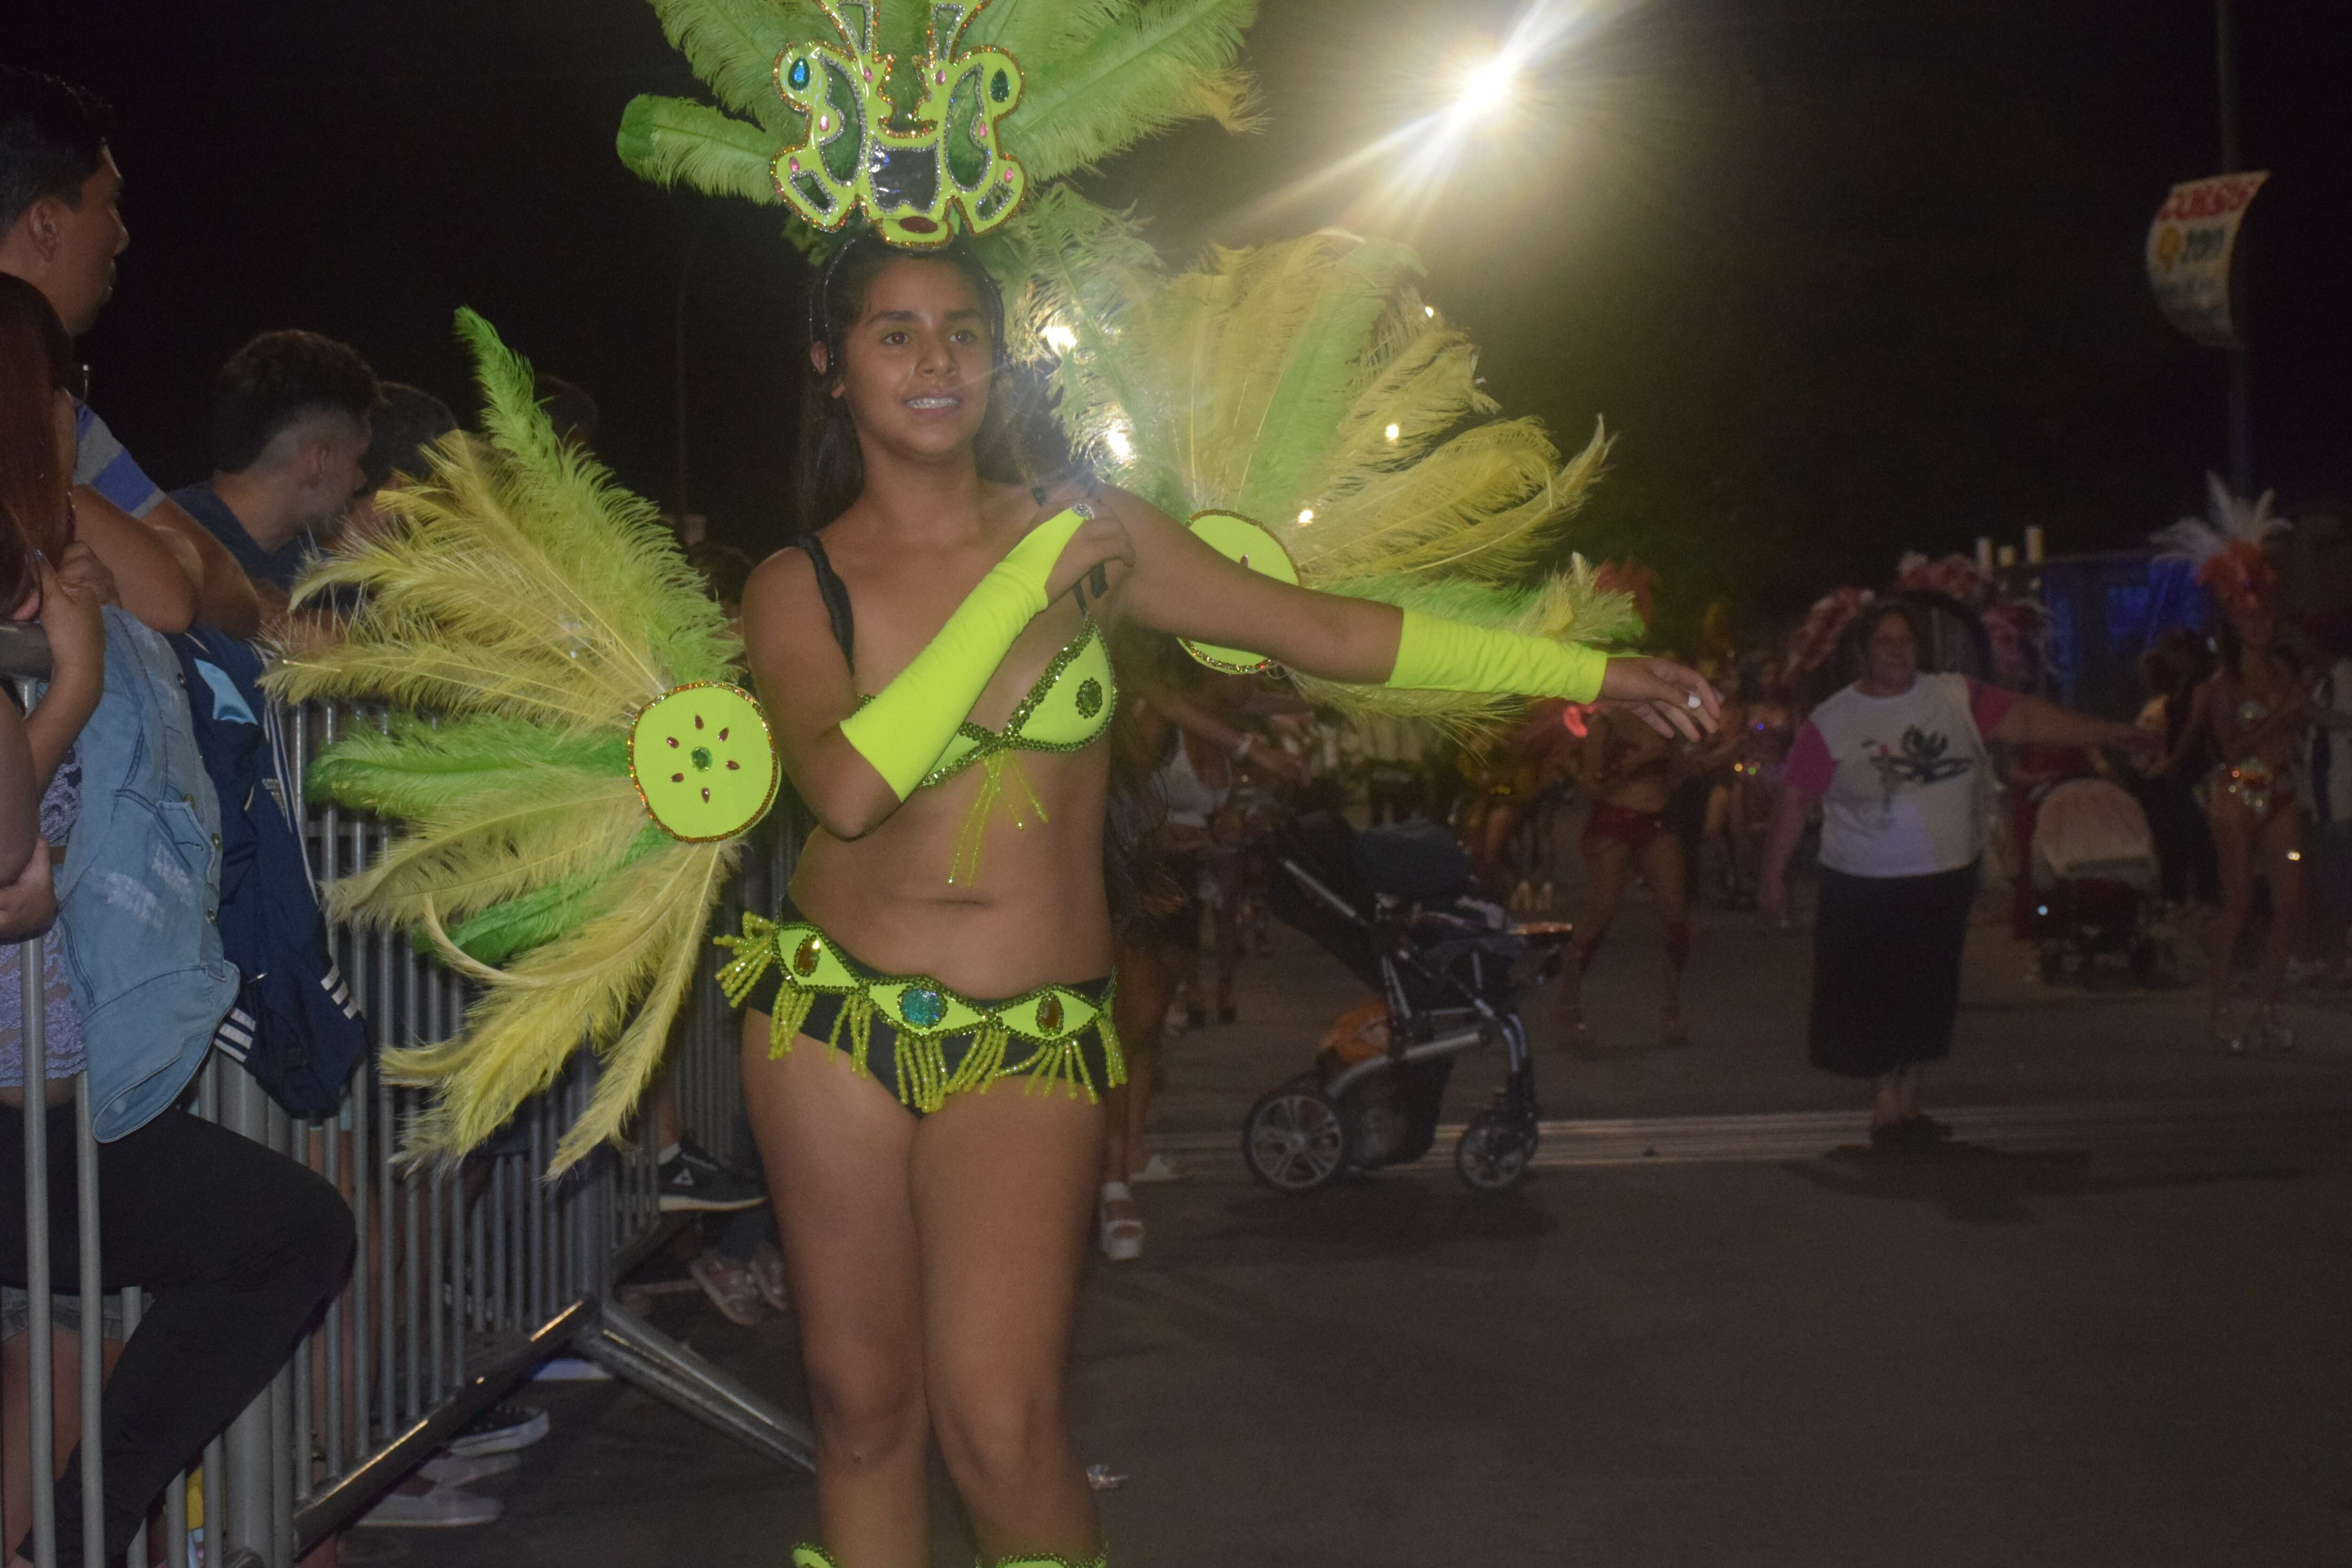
[1455,1109,1536,1192]
[1242,1083,1351,1194]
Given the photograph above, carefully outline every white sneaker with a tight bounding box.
[1129,1153,1185,1184]
[356,1481,502,1528]
[1097,1181,1143,1261]
[446,1402,549,1457]
[420,1451,520,1488]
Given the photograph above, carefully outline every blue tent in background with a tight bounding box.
[2033,551,2211,717]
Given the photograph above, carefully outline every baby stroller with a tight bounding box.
[2025,777,2163,984]
[1242,814,1572,1194]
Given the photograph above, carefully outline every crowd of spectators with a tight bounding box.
[0,62,557,1558]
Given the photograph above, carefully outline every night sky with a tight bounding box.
[16,0,2350,632]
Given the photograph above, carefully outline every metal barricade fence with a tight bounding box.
[8,692,809,1568]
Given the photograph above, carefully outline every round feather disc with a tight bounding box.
[1181,510,1300,674]
[628,683,781,842]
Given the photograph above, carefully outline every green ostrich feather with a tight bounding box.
[265,311,751,1171]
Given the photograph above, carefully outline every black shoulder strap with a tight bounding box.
[793,534,857,672]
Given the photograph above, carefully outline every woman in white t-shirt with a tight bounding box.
[1759,603,2152,1148]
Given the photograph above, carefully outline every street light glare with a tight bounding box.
[1457,53,1520,117]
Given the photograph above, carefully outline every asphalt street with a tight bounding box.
[347,1133,2352,1568]
[346,856,2352,1567]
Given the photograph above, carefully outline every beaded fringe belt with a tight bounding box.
[715,913,1125,1114]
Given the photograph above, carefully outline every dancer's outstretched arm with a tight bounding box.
[1099,487,1721,740]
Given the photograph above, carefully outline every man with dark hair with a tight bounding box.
[0,65,263,637]
[360,382,458,494]
[340,382,458,550]
[170,330,379,626]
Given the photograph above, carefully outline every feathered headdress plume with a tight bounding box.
[265,310,762,1173]
[1044,229,1639,727]
[616,0,1260,266]
[1788,586,1875,676]
[2152,472,2288,613]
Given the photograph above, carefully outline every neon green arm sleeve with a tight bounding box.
[1384,608,1611,706]
[839,507,1092,799]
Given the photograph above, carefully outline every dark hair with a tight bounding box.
[796,230,1023,534]
[361,382,457,491]
[212,329,381,473]
[0,68,112,238]
[537,375,599,448]
[2138,626,2213,700]
[685,539,755,610]
[0,273,77,609]
[2216,613,2297,685]
[1837,598,1929,684]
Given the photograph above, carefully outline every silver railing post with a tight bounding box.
[72,1072,103,1568]
[219,1068,276,1567]
[23,933,56,1568]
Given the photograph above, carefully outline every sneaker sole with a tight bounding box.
[658,1193,770,1213]
[355,1498,504,1528]
[445,1409,551,1457]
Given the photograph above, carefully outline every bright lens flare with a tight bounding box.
[1042,322,1078,354]
[1454,53,1521,122]
[1104,423,1135,462]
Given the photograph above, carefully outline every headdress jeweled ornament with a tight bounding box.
[771,1,1027,248]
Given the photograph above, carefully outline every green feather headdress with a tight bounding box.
[617,0,1261,260]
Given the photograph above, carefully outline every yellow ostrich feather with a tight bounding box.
[1051,228,1633,724]
[264,310,750,1173]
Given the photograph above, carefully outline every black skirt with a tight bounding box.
[1807,860,1979,1079]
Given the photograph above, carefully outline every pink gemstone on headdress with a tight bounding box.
[819,115,830,132]
[935,68,946,85]
[976,123,988,139]
[1002,169,1014,182]
[789,157,801,173]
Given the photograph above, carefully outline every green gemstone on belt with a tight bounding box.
[902,987,947,1029]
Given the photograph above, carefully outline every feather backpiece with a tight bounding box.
[1050,229,1636,729]
[265,310,745,1173]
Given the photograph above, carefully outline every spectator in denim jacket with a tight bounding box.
[0,272,352,1568]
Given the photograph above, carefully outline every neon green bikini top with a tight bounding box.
[797,522,1117,880]
[911,612,1117,789]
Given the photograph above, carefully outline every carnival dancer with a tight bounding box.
[718,227,1713,1568]
[275,6,1722,1564]
[1557,701,1735,1051]
[2155,478,2309,1051]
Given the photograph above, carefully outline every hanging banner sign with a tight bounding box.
[2145,171,2267,348]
